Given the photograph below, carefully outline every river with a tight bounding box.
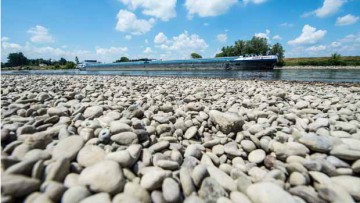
[2,69,360,83]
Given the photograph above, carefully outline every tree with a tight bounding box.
[115,56,130,63]
[246,37,269,55]
[75,56,79,64]
[191,53,202,59]
[65,61,76,69]
[215,37,279,57]
[7,52,28,67]
[269,43,285,66]
[59,57,67,65]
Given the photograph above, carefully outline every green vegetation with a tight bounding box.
[75,56,79,64]
[284,54,360,66]
[216,37,285,66]
[191,53,202,59]
[2,52,77,70]
[114,56,130,63]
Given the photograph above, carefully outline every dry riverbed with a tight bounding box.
[1,75,360,203]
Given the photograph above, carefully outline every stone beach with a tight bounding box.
[1,75,360,203]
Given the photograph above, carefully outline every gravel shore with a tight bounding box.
[1,75,360,203]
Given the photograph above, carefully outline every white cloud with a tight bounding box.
[306,45,327,52]
[330,41,341,47]
[2,41,22,50]
[115,10,155,35]
[243,0,267,5]
[154,31,208,59]
[339,33,360,43]
[184,0,237,18]
[125,35,132,40]
[119,0,176,21]
[310,0,346,18]
[145,39,149,44]
[27,25,54,43]
[336,14,359,26]
[272,35,282,40]
[1,36,9,41]
[288,25,327,45]
[287,32,360,57]
[280,22,294,27]
[203,22,209,26]
[143,47,152,54]
[255,29,270,40]
[96,46,128,55]
[154,32,168,44]
[217,33,227,43]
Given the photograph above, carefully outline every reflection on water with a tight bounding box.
[2,69,360,83]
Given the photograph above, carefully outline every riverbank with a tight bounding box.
[276,66,360,69]
[1,75,360,202]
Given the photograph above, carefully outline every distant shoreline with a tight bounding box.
[276,66,360,70]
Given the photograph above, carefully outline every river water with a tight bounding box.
[2,69,360,83]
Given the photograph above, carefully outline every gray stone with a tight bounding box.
[331,176,360,201]
[77,145,105,167]
[78,160,125,194]
[124,182,151,203]
[162,178,181,203]
[83,106,103,119]
[110,121,132,134]
[111,132,139,145]
[248,149,266,164]
[2,174,40,197]
[140,168,167,190]
[52,136,84,161]
[106,150,134,167]
[298,133,333,152]
[289,186,327,203]
[207,166,237,191]
[184,126,198,139]
[198,177,227,203]
[247,182,297,203]
[191,164,208,187]
[184,144,202,159]
[180,167,196,197]
[79,193,111,203]
[61,186,91,203]
[209,110,244,134]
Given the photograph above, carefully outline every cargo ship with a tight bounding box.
[79,55,278,71]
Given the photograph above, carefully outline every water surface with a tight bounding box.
[2,69,360,83]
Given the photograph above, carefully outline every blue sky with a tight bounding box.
[2,0,360,62]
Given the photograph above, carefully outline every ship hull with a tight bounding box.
[83,59,277,71]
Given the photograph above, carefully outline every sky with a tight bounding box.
[2,0,360,62]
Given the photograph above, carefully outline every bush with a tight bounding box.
[65,62,76,69]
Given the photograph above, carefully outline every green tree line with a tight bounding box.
[2,52,77,69]
[216,37,285,66]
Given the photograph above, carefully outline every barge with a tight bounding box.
[79,55,278,71]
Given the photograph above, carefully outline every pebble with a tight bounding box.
[2,75,360,202]
[248,149,266,164]
[77,145,106,167]
[52,136,84,161]
[184,126,198,139]
[61,186,91,203]
[162,178,181,203]
[140,168,167,190]
[111,132,139,145]
[246,182,297,203]
[198,177,227,203]
[78,160,125,194]
[2,174,41,197]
